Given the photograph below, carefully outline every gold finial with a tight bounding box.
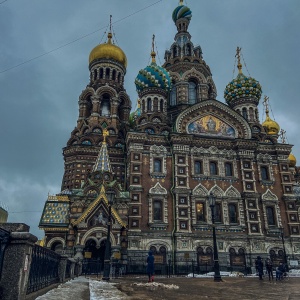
[137,98,141,108]
[279,129,287,144]
[179,0,184,5]
[102,128,109,143]
[107,15,113,44]
[151,34,156,63]
[235,46,242,74]
[263,95,270,116]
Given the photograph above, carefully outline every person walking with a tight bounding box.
[146,250,155,282]
[265,259,274,281]
[276,262,285,281]
[255,256,264,280]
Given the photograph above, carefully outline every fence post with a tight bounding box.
[58,254,68,282]
[0,231,37,300]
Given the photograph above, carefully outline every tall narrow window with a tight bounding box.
[170,86,177,106]
[154,159,162,173]
[228,204,237,223]
[210,162,218,175]
[266,206,275,225]
[261,166,269,180]
[214,203,222,223]
[242,107,248,120]
[112,69,116,80]
[196,203,205,221]
[225,162,233,176]
[188,81,197,104]
[100,94,110,116]
[147,98,152,111]
[160,99,164,112]
[93,69,97,81]
[99,68,103,78]
[194,161,202,175]
[153,201,162,221]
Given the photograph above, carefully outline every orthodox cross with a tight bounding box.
[263,95,270,115]
[235,46,242,74]
[279,129,287,144]
[151,34,156,63]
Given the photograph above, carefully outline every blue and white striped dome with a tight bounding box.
[172,4,192,23]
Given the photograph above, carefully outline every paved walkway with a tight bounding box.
[34,275,300,300]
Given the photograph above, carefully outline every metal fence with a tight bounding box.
[127,259,251,276]
[65,259,72,279]
[0,228,9,280]
[26,245,60,294]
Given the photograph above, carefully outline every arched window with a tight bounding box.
[249,107,254,121]
[99,68,103,78]
[242,107,248,120]
[214,203,222,223]
[228,204,237,223]
[93,69,97,81]
[173,46,178,58]
[261,166,269,180]
[266,206,275,225]
[154,159,162,173]
[194,161,202,174]
[186,44,191,56]
[105,68,110,79]
[160,99,164,112]
[153,200,162,221]
[51,242,63,254]
[100,94,110,116]
[210,162,218,175]
[112,69,116,81]
[225,162,233,176]
[118,73,121,83]
[170,86,177,106]
[188,81,197,104]
[147,98,152,111]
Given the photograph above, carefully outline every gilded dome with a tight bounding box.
[288,153,297,167]
[262,115,280,135]
[89,33,127,67]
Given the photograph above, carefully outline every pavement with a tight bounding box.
[35,275,300,300]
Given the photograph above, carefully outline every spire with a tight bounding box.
[107,15,113,44]
[263,95,270,117]
[235,46,243,74]
[151,34,156,64]
[93,128,112,173]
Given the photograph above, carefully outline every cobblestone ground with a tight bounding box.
[113,276,300,300]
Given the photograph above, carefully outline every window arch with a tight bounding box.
[170,85,177,106]
[188,81,197,104]
[105,68,110,79]
[147,98,152,111]
[100,93,110,117]
[242,107,248,120]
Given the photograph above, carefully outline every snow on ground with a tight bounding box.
[133,282,179,289]
[89,280,129,300]
[36,277,90,300]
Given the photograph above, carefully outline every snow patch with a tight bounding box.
[133,282,179,289]
[89,280,129,300]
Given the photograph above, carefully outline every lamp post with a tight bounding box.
[102,190,115,281]
[279,227,289,271]
[208,192,222,282]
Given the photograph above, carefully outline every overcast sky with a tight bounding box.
[0,0,299,239]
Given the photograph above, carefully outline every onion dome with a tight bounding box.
[135,45,171,94]
[89,32,127,67]
[224,47,262,105]
[172,1,192,23]
[288,153,297,167]
[262,96,280,135]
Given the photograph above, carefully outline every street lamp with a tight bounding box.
[208,192,222,282]
[279,227,289,271]
[102,190,115,281]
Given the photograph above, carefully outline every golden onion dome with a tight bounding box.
[89,32,127,67]
[262,115,280,135]
[288,153,297,167]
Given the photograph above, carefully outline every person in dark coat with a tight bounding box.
[146,251,155,282]
[265,259,273,281]
[255,256,264,280]
[276,262,285,281]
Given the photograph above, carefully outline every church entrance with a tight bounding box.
[82,239,106,274]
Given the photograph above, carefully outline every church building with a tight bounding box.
[39,1,300,272]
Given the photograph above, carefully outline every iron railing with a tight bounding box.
[65,259,72,279]
[26,245,60,294]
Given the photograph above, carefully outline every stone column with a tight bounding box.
[0,231,37,300]
[74,245,84,261]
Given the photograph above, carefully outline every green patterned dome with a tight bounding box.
[224,73,262,105]
[172,4,192,23]
[135,62,171,94]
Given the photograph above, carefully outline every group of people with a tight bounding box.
[255,256,288,281]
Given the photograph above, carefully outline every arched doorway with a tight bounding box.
[50,241,63,254]
[229,248,246,271]
[82,239,106,274]
[270,249,284,267]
